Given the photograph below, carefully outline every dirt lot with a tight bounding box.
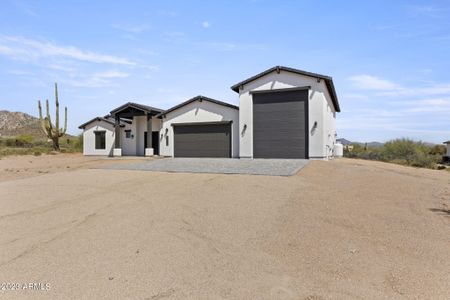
[0,154,449,299]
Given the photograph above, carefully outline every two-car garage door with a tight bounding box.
[173,123,232,157]
[253,89,309,159]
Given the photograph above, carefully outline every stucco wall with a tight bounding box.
[159,100,239,157]
[82,120,115,156]
[446,144,450,156]
[121,121,135,156]
[237,71,337,159]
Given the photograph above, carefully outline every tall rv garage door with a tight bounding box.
[253,89,308,159]
[173,123,232,157]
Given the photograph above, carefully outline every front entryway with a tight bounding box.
[144,131,160,155]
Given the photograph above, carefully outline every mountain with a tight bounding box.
[337,138,384,148]
[0,110,45,138]
[365,141,384,148]
[336,138,352,145]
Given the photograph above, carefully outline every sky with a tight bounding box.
[0,0,449,143]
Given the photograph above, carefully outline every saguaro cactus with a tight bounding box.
[38,83,67,151]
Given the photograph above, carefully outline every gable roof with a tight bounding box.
[156,95,238,118]
[78,116,125,129]
[110,102,164,115]
[444,141,450,144]
[230,66,340,112]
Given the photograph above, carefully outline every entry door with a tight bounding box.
[253,89,308,159]
[144,131,160,155]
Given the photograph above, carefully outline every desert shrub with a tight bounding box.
[5,138,16,147]
[14,135,34,147]
[34,151,42,156]
[429,144,446,155]
[408,152,439,168]
[381,139,424,162]
[74,134,83,151]
[344,138,442,169]
[33,139,49,147]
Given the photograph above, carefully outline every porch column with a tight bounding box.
[113,115,122,156]
[145,112,153,156]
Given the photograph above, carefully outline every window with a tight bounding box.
[125,130,132,139]
[94,131,106,149]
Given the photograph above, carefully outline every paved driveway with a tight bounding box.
[104,157,309,176]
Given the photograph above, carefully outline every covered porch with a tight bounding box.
[111,102,164,157]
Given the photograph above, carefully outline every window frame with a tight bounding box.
[94,130,106,150]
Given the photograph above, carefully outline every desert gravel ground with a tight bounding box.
[0,154,449,299]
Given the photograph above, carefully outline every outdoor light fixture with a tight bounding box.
[241,124,247,137]
[313,121,318,129]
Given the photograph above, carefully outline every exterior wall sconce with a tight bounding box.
[311,121,318,135]
[241,124,247,137]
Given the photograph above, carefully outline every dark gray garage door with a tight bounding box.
[173,123,231,157]
[253,89,308,159]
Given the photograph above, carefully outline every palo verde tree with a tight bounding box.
[38,83,67,151]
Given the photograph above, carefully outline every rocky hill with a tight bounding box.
[0,110,45,138]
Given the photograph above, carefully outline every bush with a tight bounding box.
[5,138,16,147]
[344,138,442,169]
[74,134,83,151]
[429,144,446,155]
[14,135,34,147]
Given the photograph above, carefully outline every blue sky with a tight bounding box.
[1,0,449,143]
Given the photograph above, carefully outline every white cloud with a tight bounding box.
[202,21,210,28]
[348,74,401,91]
[0,35,135,65]
[7,69,34,76]
[111,24,150,34]
[93,70,130,79]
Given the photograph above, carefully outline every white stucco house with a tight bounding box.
[79,66,340,159]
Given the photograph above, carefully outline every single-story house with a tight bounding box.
[79,66,340,159]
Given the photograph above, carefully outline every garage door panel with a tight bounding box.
[253,90,308,159]
[174,123,231,158]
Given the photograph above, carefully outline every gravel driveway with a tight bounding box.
[103,157,309,176]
